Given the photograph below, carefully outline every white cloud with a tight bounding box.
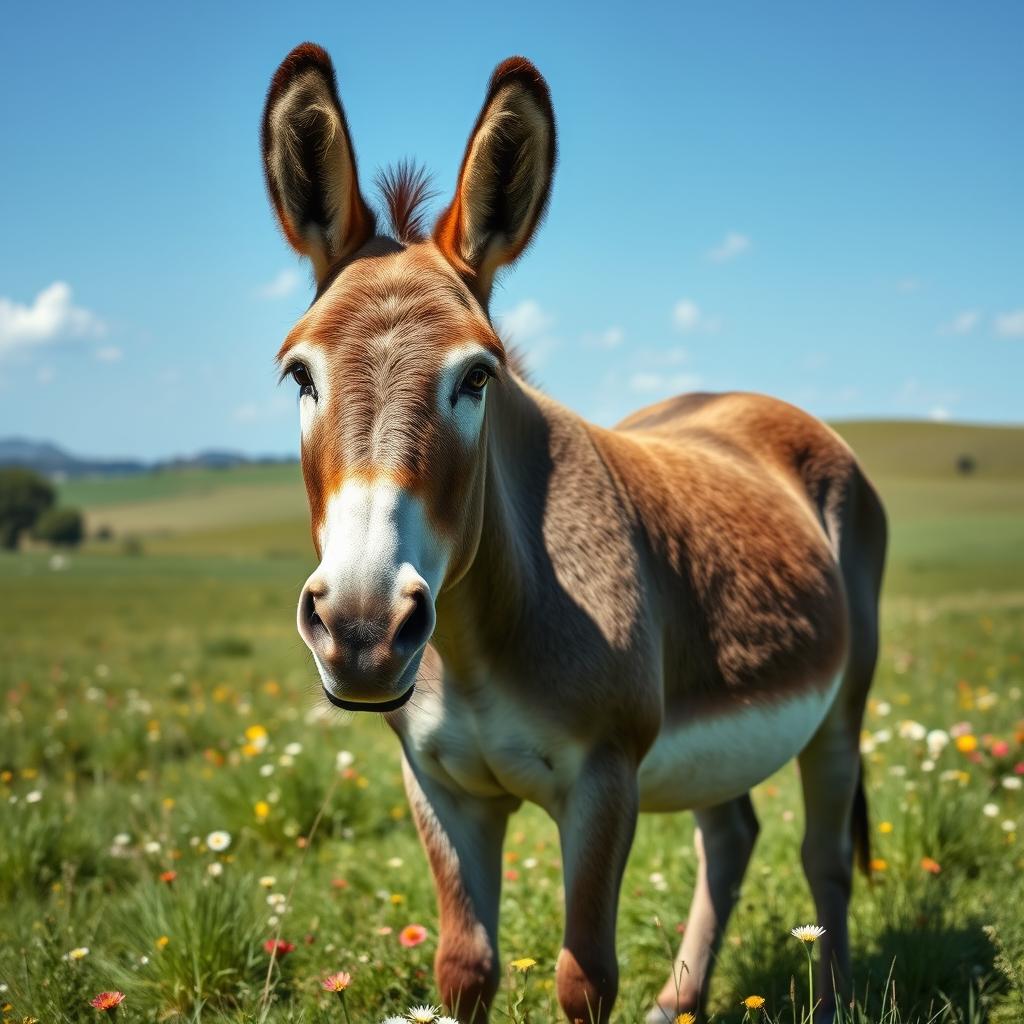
[929,405,951,422]
[994,309,1024,338]
[939,310,980,335]
[0,282,105,356]
[233,395,293,423]
[95,345,123,363]
[582,326,624,350]
[629,371,702,394]
[672,299,721,334]
[257,268,302,300]
[706,232,751,263]
[496,300,559,370]
[497,299,553,342]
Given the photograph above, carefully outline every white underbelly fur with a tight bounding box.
[638,675,844,812]
[403,673,843,817]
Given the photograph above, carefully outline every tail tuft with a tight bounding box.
[852,756,871,878]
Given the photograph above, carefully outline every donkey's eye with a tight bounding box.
[458,365,492,399]
[290,364,318,401]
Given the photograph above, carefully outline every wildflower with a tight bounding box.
[380,1018,409,1024]
[408,1006,441,1023]
[155,936,170,949]
[206,830,231,852]
[1003,777,1023,791]
[112,833,131,847]
[336,750,355,770]
[254,801,270,822]
[675,1014,697,1024]
[89,992,125,1012]
[992,740,1011,758]
[790,924,826,943]
[387,857,404,868]
[983,803,999,818]
[159,870,177,884]
[259,875,277,888]
[321,971,352,991]
[207,862,224,877]
[878,821,893,834]
[244,724,269,751]
[284,741,303,756]
[400,924,428,948]
[264,938,296,957]
[510,957,537,972]
[926,729,950,756]
[955,734,978,754]
[25,790,42,804]
[920,857,941,874]
[742,995,766,1009]
[898,720,926,741]
[437,1018,460,1024]
[1002,820,1016,833]
[259,764,275,777]
[66,947,90,960]
[869,858,888,872]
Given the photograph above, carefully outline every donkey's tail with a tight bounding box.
[851,755,871,877]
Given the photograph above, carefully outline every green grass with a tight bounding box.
[1,421,1023,1023]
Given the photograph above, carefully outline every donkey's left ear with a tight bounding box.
[435,57,556,302]
[261,43,376,285]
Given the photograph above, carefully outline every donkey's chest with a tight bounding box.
[401,686,586,816]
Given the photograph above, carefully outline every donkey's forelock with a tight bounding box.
[375,160,437,246]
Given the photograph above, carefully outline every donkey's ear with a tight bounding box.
[261,43,376,285]
[435,57,556,301]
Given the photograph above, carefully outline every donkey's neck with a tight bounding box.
[433,371,637,684]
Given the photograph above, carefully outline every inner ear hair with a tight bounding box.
[436,57,556,300]
[262,43,375,283]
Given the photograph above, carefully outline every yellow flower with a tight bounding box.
[955,734,978,753]
[254,801,270,822]
[155,935,170,950]
[162,796,175,810]
[510,957,537,972]
[390,893,405,905]
[675,1014,697,1024]
[742,995,766,1009]
[878,821,894,834]
[245,725,268,741]
[870,858,888,872]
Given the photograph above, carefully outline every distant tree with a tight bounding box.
[33,507,85,547]
[956,454,977,476]
[94,524,115,541]
[0,467,56,549]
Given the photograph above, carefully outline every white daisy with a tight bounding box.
[284,741,303,756]
[379,1017,408,1024]
[206,830,231,852]
[336,750,355,770]
[258,875,277,889]
[1002,777,1023,791]
[407,1006,441,1023]
[25,790,42,804]
[790,924,826,943]
[66,946,90,960]
[207,862,224,877]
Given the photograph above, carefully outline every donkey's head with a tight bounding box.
[262,44,556,711]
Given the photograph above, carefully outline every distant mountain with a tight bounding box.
[0,437,295,478]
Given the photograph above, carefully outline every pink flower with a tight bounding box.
[321,970,352,992]
[399,923,428,948]
[991,740,1011,758]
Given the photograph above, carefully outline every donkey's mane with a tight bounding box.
[375,160,437,245]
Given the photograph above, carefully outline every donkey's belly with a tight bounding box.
[638,676,842,812]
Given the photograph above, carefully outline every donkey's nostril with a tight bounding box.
[393,588,432,656]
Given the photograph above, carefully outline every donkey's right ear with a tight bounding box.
[261,43,376,285]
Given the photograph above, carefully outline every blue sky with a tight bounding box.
[1,1,1021,458]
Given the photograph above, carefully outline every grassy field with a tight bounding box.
[1,420,1023,1024]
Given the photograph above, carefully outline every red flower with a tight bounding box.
[89,992,125,1012]
[159,870,177,884]
[264,938,296,957]
[399,923,428,948]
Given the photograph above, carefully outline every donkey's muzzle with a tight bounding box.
[297,579,434,707]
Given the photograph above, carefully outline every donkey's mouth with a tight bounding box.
[321,682,415,713]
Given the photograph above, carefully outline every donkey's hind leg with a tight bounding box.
[796,703,869,1022]
[647,794,759,1023]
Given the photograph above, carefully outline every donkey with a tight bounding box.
[261,44,886,1023]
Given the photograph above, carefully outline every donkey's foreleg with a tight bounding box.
[647,794,759,1023]
[556,748,639,1024]
[403,758,513,1023]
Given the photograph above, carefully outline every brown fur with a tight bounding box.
[260,45,887,1024]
